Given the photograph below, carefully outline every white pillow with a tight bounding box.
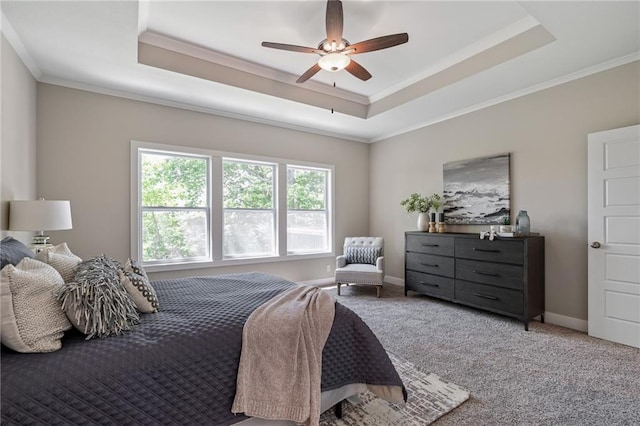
[0,258,72,353]
[120,258,159,313]
[35,242,82,283]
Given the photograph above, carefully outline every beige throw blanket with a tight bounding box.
[231,285,336,425]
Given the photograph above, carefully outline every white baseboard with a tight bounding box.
[383,275,404,287]
[544,312,588,332]
[376,276,588,332]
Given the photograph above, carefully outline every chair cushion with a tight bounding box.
[344,246,381,266]
[335,263,383,285]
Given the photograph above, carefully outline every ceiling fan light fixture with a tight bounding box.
[318,53,351,72]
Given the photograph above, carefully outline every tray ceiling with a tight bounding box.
[2,1,639,142]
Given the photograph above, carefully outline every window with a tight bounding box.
[139,149,210,264]
[132,141,334,271]
[287,166,330,254]
[223,159,276,258]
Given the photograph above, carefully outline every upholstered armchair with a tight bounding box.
[335,237,384,298]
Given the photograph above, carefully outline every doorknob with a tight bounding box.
[590,241,601,249]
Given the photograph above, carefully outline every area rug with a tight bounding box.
[319,353,469,425]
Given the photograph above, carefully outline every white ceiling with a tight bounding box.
[2,1,639,143]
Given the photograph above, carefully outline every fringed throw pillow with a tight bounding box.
[344,246,381,266]
[58,255,139,339]
[120,258,158,313]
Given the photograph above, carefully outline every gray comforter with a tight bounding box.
[1,272,406,425]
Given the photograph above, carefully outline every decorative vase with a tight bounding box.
[516,210,530,235]
[417,212,429,231]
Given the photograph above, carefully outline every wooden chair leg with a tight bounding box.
[376,285,381,298]
[337,283,341,296]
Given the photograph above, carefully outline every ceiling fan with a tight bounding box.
[261,0,409,83]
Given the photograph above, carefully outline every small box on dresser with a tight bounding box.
[405,232,545,330]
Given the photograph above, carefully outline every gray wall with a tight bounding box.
[36,84,369,282]
[7,31,639,327]
[370,61,640,325]
[1,34,37,241]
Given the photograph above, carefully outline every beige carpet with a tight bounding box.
[319,353,469,425]
[328,284,640,425]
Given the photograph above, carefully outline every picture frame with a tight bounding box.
[442,153,511,225]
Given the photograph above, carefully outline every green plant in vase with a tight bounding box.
[400,193,432,231]
[400,193,431,213]
[500,215,512,233]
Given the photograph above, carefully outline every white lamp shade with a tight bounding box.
[9,200,73,231]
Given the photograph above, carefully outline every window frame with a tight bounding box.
[131,141,335,272]
[222,157,277,260]
[286,164,331,255]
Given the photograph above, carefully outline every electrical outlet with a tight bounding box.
[326,264,331,272]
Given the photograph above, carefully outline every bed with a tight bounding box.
[1,272,406,425]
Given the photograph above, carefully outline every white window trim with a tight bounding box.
[130,140,335,272]
[286,164,332,255]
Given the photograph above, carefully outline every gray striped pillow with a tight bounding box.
[344,246,381,266]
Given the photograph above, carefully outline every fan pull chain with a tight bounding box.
[331,81,336,113]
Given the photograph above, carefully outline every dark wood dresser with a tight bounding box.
[405,232,545,330]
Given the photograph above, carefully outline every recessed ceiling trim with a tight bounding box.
[367,21,557,118]
[371,52,640,143]
[137,0,150,36]
[369,16,541,103]
[138,41,369,119]
[139,30,369,106]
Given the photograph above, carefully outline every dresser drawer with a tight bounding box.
[405,271,454,299]
[406,234,454,256]
[455,280,523,316]
[455,238,523,265]
[406,252,455,278]
[456,259,524,290]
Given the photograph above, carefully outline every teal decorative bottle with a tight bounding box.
[516,210,530,235]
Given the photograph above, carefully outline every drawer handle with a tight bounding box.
[473,248,500,253]
[473,270,500,277]
[473,292,499,301]
[419,281,439,287]
[421,262,439,267]
[421,243,439,247]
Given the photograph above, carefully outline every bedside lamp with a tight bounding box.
[9,199,73,245]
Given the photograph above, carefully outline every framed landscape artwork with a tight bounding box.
[443,153,511,225]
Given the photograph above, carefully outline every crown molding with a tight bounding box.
[1,11,42,80]
[37,75,368,143]
[371,53,640,143]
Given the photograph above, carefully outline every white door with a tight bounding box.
[588,124,640,348]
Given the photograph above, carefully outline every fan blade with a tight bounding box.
[345,59,372,81]
[261,42,323,54]
[348,33,409,54]
[296,63,322,83]
[325,0,344,45]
